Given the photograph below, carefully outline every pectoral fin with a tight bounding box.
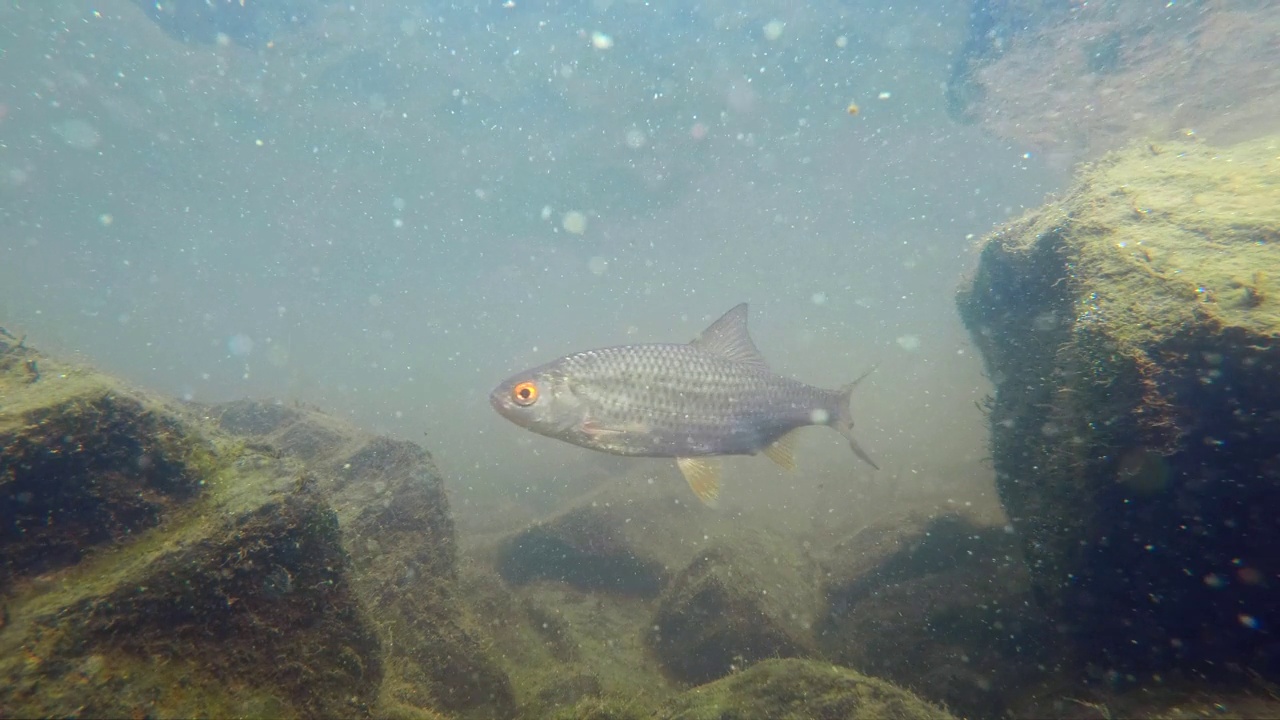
[761,428,800,471]
[676,457,721,508]
[581,418,649,438]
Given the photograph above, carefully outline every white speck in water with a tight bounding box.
[54,119,102,150]
[228,334,255,357]
[590,31,613,49]
[588,256,609,275]
[624,128,647,149]
[562,210,588,235]
[809,408,830,424]
[896,335,921,351]
[763,20,785,41]
[810,291,827,306]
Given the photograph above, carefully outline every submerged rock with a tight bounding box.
[949,0,1280,157]
[958,136,1280,676]
[657,658,957,720]
[648,531,821,685]
[817,511,1051,718]
[491,482,720,598]
[0,343,513,718]
[211,399,515,717]
[0,349,380,717]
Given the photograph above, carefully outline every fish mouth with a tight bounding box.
[488,386,510,414]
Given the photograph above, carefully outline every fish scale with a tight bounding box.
[569,345,826,447]
[490,303,878,506]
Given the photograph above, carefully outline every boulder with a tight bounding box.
[0,346,380,718]
[648,531,821,684]
[656,658,957,720]
[816,511,1052,718]
[957,136,1280,675]
[211,399,516,717]
[948,0,1280,157]
[492,483,714,598]
[0,340,513,718]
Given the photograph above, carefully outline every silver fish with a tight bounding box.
[489,303,877,506]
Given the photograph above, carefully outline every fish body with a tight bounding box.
[490,303,877,505]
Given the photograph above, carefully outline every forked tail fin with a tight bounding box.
[833,365,879,470]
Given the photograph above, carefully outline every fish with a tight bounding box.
[489,303,878,507]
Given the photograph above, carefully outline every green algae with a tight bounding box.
[957,134,1280,674]
[657,658,957,720]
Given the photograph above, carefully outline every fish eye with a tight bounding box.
[511,381,539,406]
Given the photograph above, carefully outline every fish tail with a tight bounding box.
[833,365,879,470]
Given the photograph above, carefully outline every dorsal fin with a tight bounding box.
[691,303,769,370]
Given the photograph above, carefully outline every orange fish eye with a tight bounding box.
[511,381,539,406]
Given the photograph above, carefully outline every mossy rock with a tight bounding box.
[211,399,516,719]
[648,531,821,685]
[816,511,1052,718]
[496,504,670,597]
[490,482,725,598]
[0,343,210,584]
[657,658,957,720]
[458,561,676,718]
[0,348,381,718]
[957,135,1280,674]
[0,344,514,718]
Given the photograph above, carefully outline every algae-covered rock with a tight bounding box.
[473,483,836,714]
[212,400,516,718]
[957,136,1280,674]
[496,503,671,597]
[817,511,1051,718]
[0,341,208,585]
[460,559,676,717]
[491,481,724,598]
[657,658,957,720]
[648,531,822,685]
[0,347,381,718]
[0,342,514,718]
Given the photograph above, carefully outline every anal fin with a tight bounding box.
[762,429,800,471]
[676,457,721,508]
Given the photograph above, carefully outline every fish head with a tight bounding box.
[489,361,585,439]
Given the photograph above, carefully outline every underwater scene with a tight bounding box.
[2,0,1279,717]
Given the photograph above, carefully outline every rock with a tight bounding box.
[656,658,957,720]
[211,400,516,718]
[492,483,713,597]
[460,558,676,716]
[948,0,1280,157]
[957,136,1280,675]
[0,347,208,585]
[0,345,514,718]
[0,350,381,718]
[816,511,1052,718]
[648,531,821,684]
[496,504,669,597]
